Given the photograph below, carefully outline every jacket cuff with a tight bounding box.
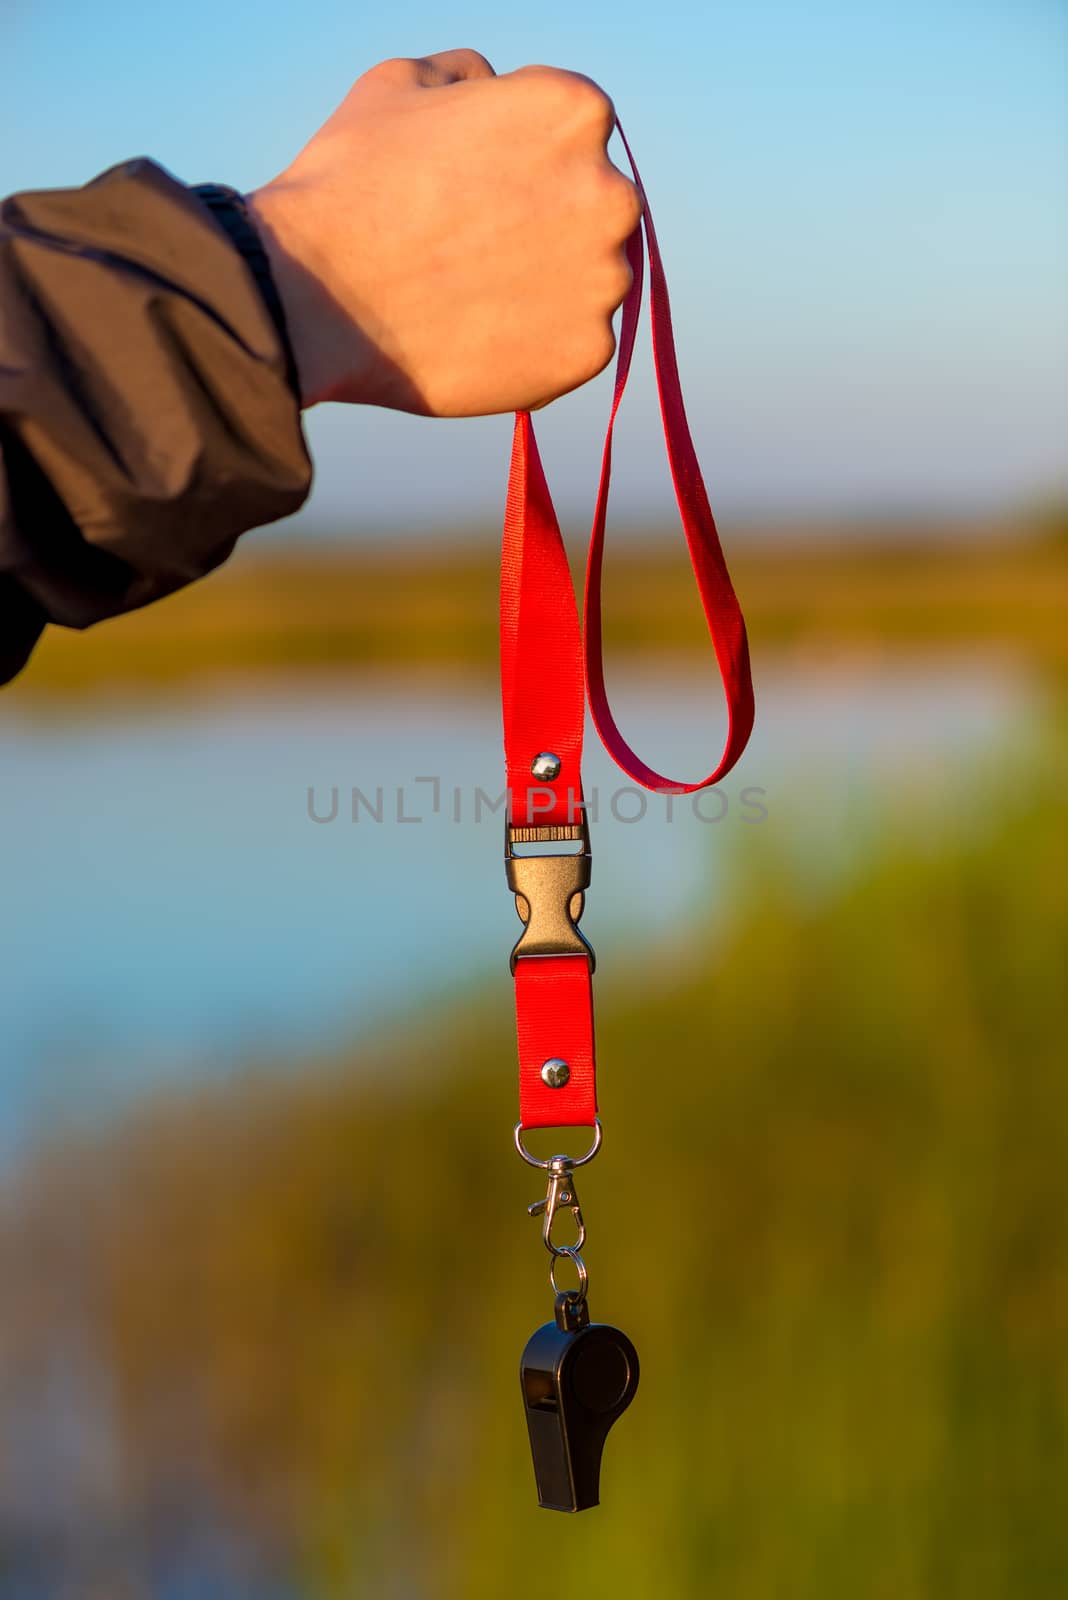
[190,182,301,402]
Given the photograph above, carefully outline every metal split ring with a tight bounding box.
[548,1245,589,1304]
[514,1118,603,1171]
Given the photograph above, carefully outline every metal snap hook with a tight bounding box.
[527,1158,587,1256]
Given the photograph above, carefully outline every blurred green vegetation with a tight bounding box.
[3,719,1065,1597]
[8,516,1068,699]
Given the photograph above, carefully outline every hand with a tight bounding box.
[246,49,642,415]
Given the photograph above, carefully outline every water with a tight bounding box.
[0,654,1037,1156]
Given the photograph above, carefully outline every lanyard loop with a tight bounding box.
[585,125,755,792]
[501,121,754,833]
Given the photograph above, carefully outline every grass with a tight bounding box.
[6,518,1067,700]
[1,724,1065,1597]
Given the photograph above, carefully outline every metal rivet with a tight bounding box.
[541,1057,571,1089]
[531,752,562,782]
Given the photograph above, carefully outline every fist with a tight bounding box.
[247,50,642,415]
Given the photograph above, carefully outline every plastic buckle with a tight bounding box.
[504,816,595,974]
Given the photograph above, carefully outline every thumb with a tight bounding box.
[411,48,496,86]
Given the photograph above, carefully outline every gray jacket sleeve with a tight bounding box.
[0,158,313,684]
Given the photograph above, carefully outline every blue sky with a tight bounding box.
[4,0,1066,533]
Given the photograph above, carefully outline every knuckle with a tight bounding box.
[370,50,495,88]
[581,323,618,384]
[514,66,615,134]
[512,62,567,95]
[412,56,453,87]
[451,47,495,76]
[559,71,616,135]
[609,254,634,306]
[420,47,496,82]
[542,320,616,405]
[368,56,419,84]
[578,79,616,137]
[604,170,642,236]
[618,175,643,233]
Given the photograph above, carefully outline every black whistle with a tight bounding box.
[520,1293,639,1512]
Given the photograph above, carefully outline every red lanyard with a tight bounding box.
[502,125,755,1138]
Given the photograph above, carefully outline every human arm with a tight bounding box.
[0,48,640,684]
[0,160,311,684]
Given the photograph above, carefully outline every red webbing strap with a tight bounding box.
[584,126,755,790]
[501,411,585,830]
[515,957,596,1128]
[502,122,755,1130]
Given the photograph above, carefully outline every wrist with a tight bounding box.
[244,182,377,408]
